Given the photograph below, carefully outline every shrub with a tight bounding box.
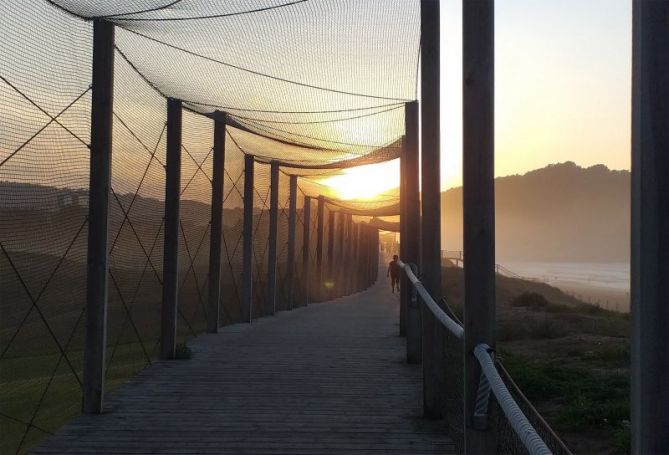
[511,292,550,309]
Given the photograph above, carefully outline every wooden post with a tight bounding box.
[241,154,254,322]
[463,0,496,452]
[83,19,114,414]
[346,214,354,294]
[420,0,445,419]
[266,161,280,315]
[364,226,372,287]
[359,225,365,289]
[302,196,311,305]
[337,211,345,296]
[631,2,669,453]
[352,223,360,291]
[371,228,377,284]
[327,209,335,295]
[404,101,421,364]
[287,175,298,309]
[160,98,182,360]
[400,120,408,336]
[316,195,325,301]
[207,113,225,333]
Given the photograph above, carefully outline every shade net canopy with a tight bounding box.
[51,0,419,169]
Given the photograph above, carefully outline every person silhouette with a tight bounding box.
[387,254,401,293]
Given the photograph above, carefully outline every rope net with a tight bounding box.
[0,1,570,454]
[1,2,91,453]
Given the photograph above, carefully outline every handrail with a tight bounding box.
[397,259,464,340]
[396,259,553,455]
[474,345,552,455]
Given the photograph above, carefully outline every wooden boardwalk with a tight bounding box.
[34,278,454,454]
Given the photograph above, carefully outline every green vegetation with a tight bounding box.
[442,266,631,454]
[0,342,156,454]
[500,350,630,454]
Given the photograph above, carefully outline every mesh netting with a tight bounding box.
[275,171,291,310]
[220,132,245,325]
[177,109,213,337]
[251,161,271,318]
[52,0,418,153]
[105,44,168,392]
[0,2,91,453]
[1,1,572,454]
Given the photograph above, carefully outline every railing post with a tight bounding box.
[266,161,280,315]
[403,100,421,364]
[241,154,254,322]
[160,98,182,360]
[463,0,497,452]
[400,142,407,335]
[83,19,114,414]
[346,214,354,294]
[365,226,371,286]
[349,223,360,292]
[327,209,335,296]
[337,211,345,296]
[631,2,669,453]
[287,175,298,310]
[302,196,311,306]
[316,195,325,301]
[360,225,367,288]
[420,0,445,419]
[373,228,379,279]
[357,225,364,290]
[207,112,226,333]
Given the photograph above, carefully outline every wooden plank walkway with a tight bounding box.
[34,278,454,454]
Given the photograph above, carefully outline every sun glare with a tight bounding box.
[319,160,399,200]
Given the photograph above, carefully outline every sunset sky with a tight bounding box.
[440,0,632,190]
[323,0,632,199]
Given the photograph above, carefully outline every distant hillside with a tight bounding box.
[441,162,630,262]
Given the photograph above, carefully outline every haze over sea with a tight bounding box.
[504,261,630,312]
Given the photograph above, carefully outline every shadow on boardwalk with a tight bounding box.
[35,278,454,454]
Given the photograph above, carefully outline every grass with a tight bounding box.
[442,266,631,454]
[0,341,162,455]
[497,317,567,341]
[500,350,630,453]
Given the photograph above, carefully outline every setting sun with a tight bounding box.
[318,160,399,200]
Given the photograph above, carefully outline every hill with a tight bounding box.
[441,162,630,262]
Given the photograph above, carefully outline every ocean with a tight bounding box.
[502,261,630,312]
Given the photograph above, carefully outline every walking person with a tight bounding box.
[387,254,401,294]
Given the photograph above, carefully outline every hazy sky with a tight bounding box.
[439,0,632,189]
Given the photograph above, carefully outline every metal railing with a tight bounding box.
[397,259,553,455]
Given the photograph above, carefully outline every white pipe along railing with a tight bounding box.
[396,259,552,455]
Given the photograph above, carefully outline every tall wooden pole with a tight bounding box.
[207,113,226,333]
[336,211,345,296]
[403,101,421,364]
[302,196,311,305]
[266,161,280,315]
[287,175,298,309]
[420,0,445,419]
[400,143,408,336]
[316,195,325,301]
[241,154,254,322]
[83,19,114,414]
[327,209,335,294]
[346,214,354,294]
[160,98,182,361]
[353,223,360,291]
[631,2,669,453]
[463,1,497,452]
